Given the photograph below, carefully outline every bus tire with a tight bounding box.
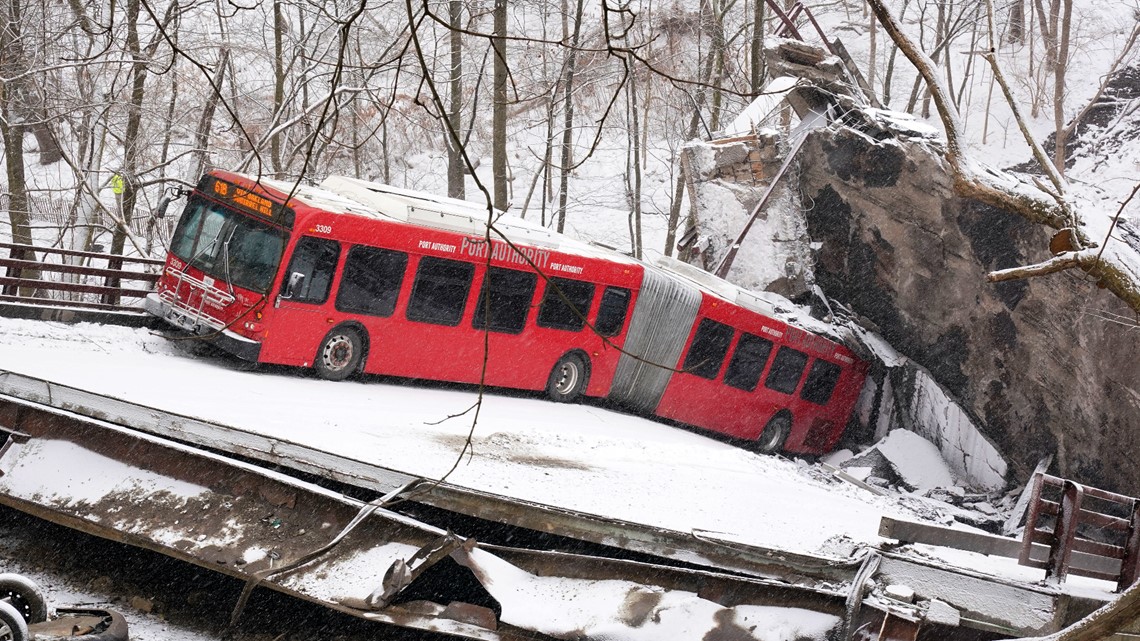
[0,600,30,641]
[753,413,791,455]
[315,326,364,381]
[546,353,589,403]
[0,574,48,625]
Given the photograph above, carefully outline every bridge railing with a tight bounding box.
[0,241,162,313]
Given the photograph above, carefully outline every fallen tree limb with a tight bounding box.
[986,252,1084,283]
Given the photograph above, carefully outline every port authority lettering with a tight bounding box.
[460,237,553,271]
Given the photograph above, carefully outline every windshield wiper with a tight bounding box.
[221,226,237,296]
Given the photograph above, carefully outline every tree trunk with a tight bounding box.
[271,0,286,177]
[1051,0,1072,175]
[664,1,717,257]
[192,48,230,179]
[0,0,38,296]
[707,0,727,133]
[750,0,765,95]
[627,70,643,259]
[447,0,465,198]
[492,0,508,210]
[556,0,584,234]
[1008,0,1024,43]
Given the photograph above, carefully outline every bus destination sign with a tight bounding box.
[201,175,294,228]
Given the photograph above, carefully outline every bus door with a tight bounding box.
[267,235,342,366]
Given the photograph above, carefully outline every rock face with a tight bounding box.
[798,126,1140,492]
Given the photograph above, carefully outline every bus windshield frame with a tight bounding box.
[168,195,289,295]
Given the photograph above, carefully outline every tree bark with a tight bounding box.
[447,0,465,198]
[1051,0,1072,174]
[0,0,38,296]
[492,0,508,210]
[750,0,765,95]
[556,0,584,234]
[271,0,286,177]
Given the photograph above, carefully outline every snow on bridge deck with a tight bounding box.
[0,316,901,559]
[0,316,1119,603]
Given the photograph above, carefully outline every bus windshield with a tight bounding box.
[169,197,287,294]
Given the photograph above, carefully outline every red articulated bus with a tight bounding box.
[146,170,867,455]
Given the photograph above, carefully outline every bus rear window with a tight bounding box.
[764,347,809,394]
[682,318,733,379]
[407,257,475,326]
[473,267,537,334]
[801,359,842,405]
[595,287,631,337]
[537,277,595,331]
[724,332,773,392]
[336,246,408,317]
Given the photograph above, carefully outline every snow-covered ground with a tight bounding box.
[0,316,905,558]
[0,315,1118,587]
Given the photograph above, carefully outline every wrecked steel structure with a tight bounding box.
[0,368,1128,641]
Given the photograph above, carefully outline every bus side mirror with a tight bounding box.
[283,271,305,299]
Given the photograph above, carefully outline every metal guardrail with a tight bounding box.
[1020,473,1140,591]
[0,242,161,312]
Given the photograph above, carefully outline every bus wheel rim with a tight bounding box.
[555,361,579,394]
[323,336,353,370]
[759,417,787,452]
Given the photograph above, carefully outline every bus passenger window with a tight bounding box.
[473,267,537,334]
[406,257,475,326]
[682,318,733,379]
[724,332,774,392]
[595,287,631,337]
[282,236,339,304]
[801,359,842,405]
[537,277,595,331]
[764,347,809,394]
[336,246,408,317]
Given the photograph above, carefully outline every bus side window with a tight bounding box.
[536,277,595,331]
[282,236,340,304]
[336,246,408,317]
[723,332,774,392]
[764,346,809,394]
[473,267,537,334]
[406,256,475,326]
[801,359,842,405]
[682,318,733,379]
[595,286,631,337]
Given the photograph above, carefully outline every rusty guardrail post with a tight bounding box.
[1045,480,1085,584]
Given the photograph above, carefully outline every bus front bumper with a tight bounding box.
[145,293,262,362]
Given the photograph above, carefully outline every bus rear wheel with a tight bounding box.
[752,413,791,455]
[546,353,589,403]
[315,327,364,381]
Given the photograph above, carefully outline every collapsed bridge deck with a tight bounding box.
[0,316,1124,639]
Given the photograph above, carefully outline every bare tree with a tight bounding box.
[865,0,1140,315]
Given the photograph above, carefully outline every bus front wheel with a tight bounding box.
[546,353,589,403]
[753,413,791,455]
[315,327,364,381]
